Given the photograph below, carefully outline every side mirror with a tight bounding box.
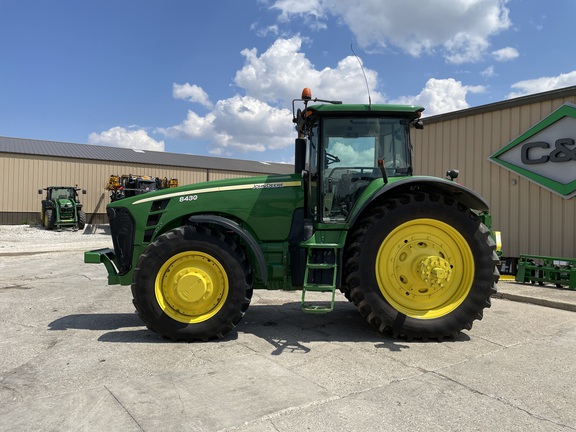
[38,189,43,194]
[446,169,459,181]
[294,138,306,174]
[82,189,87,194]
[413,120,424,129]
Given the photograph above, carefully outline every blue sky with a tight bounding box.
[1,0,575,163]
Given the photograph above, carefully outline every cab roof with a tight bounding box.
[306,103,424,118]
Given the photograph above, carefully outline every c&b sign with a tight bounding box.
[490,103,576,198]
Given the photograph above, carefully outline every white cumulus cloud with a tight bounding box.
[159,95,294,156]
[391,78,485,116]
[481,65,496,78]
[88,127,165,152]
[492,47,519,61]
[507,71,576,99]
[172,83,213,108]
[272,0,324,21]
[234,36,382,105]
[271,0,511,64]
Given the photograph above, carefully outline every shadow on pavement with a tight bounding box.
[47,301,471,350]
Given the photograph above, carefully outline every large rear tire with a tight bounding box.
[132,225,253,341]
[344,192,499,340]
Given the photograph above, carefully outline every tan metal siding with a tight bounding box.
[414,94,576,258]
[208,170,262,181]
[0,154,288,225]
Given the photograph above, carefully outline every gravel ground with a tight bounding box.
[0,224,112,255]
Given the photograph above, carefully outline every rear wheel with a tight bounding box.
[132,225,253,341]
[344,192,499,340]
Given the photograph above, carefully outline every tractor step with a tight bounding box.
[306,263,335,270]
[301,301,335,314]
[301,243,338,314]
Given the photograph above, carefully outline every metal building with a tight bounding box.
[0,137,294,225]
[413,86,576,259]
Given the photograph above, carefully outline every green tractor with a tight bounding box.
[39,186,87,230]
[85,88,499,341]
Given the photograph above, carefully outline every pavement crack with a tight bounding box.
[104,385,145,431]
[432,371,575,430]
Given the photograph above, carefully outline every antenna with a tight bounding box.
[351,44,371,107]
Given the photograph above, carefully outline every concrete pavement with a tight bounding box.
[496,276,576,312]
[1,247,575,431]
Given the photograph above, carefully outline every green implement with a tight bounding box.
[516,254,576,290]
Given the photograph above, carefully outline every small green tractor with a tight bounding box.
[39,186,87,230]
[85,88,500,341]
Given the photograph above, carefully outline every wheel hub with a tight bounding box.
[418,256,452,289]
[173,270,211,303]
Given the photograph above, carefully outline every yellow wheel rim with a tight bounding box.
[376,218,474,319]
[155,251,228,323]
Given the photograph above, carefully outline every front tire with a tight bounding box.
[344,192,499,340]
[44,209,55,230]
[132,225,253,341]
[77,210,86,229]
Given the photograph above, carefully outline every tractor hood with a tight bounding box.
[57,198,75,208]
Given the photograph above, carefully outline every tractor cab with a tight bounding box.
[46,187,77,201]
[293,88,424,224]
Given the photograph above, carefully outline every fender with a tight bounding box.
[350,177,490,227]
[187,214,268,285]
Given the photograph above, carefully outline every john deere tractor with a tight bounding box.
[39,186,87,230]
[85,88,499,341]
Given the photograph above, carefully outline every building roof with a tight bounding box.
[0,136,295,175]
[422,85,576,125]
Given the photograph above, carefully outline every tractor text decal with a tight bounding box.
[252,183,284,189]
[132,180,302,205]
[179,195,198,202]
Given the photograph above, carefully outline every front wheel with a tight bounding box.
[344,193,499,340]
[44,209,55,230]
[77,211,86,230]
[132,225,253,341]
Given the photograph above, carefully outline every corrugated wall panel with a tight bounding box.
[433,121,444,177]
[562,197,575,257]
[208,170,263,181]
[464,116,475,186]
